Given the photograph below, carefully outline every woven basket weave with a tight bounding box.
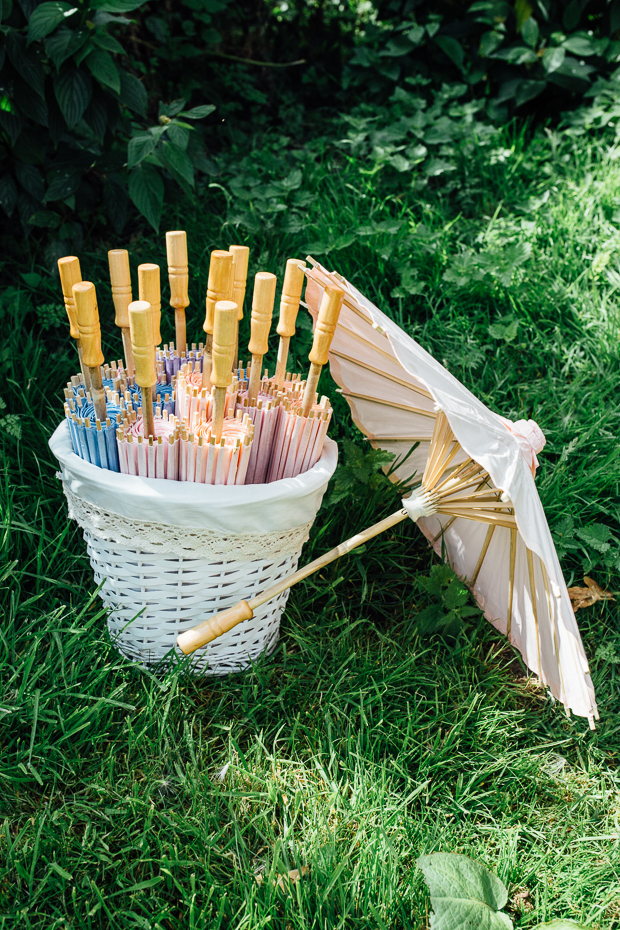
[50,422,338,674]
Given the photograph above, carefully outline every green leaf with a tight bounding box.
[521,16,539,48]
[434,35,464,69]
[49,862,73,881]
[542,46,565,73]
[562,34,600,57]
[493,45,538,64]
[92,0,148,11]
[128,165,163,231]
[417,853,513,930]
[515,0,533,32]
[15,162,44,201]
[119,70,147,115]
[28,209,61,227]
[127,133,157,168]
[91,31,125,54]
[167,123,190,150]
[576,524,615,552]
[480,31,503,57]
[160,141,195,188]
[45,27,90,69]
[54,69,92,128]
[45,166,82,202]
[86,48,120,93]
[179,104,215,120]
[6,33,45,97]
[27,1,77,43]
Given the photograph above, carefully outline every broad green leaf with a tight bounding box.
[562,34,599,56]
[27,1,77,43]
[160,141,195,188]
[91,32,125,54]
[54,69,92,128]
[45,27,89,69]
[6,33,45,96]
[479,31,503,57]
[127,133,157,169]
[179,104,215,120]
[434,35,464,69]
[15,162,44,201]
[0,174,17,217]
[493,45,538,64]
[44,166,82,202]
[86,49,120,93]
[515,0,533,32]
[128,165,163,231]
[92,0,148,11]
[542,46,565,73]
[119,70,147,115]
[28,209,61,228]
[521,15,539,48]
[417,853,513,930]
[167,123,190,150]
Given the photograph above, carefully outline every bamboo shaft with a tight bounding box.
[212,387,227,442]
[121,328,134,376]
[77,345,91,391]
[248,353,262,405]
[202,333,213,388]
[301,362,321,417]
[274,335,290,388]
[177,507,410,654]
[141,386,155,438]
[90,366,107,422]
[175,309,187,357]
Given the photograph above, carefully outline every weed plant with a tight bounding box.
[1,94,620,927]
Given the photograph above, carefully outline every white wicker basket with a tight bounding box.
[50,422,338,674]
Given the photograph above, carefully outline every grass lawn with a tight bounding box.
[1,94,620,928]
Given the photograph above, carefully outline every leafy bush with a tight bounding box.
[0,0,215,246]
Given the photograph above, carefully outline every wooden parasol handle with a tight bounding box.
[275,259,306,388]
[177,507,409,654]
[108,249,134,375]
[73,281,106,421]
[247,271,276,404]
[211,299,238,441]
[138,263,161,347]
[166,231,189,355]
[129,299,156,438]
[229,245,250,321]
[203,250,233,386]
[301,284,343,416]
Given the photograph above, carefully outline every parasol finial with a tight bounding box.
[73,281,106,422]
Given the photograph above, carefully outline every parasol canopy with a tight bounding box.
[303,260,597,727]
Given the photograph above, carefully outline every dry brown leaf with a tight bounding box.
[256,866,309,891]
[568,576,615,611]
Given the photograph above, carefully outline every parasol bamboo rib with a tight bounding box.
[128,299,156,439]
[108,249,134,376]
[339,391,437,419]
[248,271,277,405]
[203,250,233,388]
[470,524,495,586]
[72,281,106,421]
[177,507,410,653]
[211,299,238,442]
[507,528,517,640]
[166,231,190,356]
[301,285,344,417]
[275,259,306,388]
[58,256,91,390]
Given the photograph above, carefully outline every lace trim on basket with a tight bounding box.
[62,484,313,559]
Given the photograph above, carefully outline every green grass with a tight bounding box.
[2,103,620,929]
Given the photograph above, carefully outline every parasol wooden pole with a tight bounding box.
[211,299,238,442]
[300,284,343,417]
[275,259,306,389]
[72,281,106,422]
[58,256,91,391]
[203,250,233,389]
[229,244,250,367]
[128,299,156,439]
[107,249,134,377]
[138,263,161,406]
[247,271,277,405]
[166,231,190,356]
[177,506,409,654]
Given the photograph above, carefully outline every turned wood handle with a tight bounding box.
[129,299,156,388]
[177,600,253,654]
[277,259,305,338]
[108,249,132,328]
[73,281,104,367]
[204,250,233,335]
[229,244,250,320]
[166,231,189,309]
[248,271,276,357]
[211,299,238,388]
[309,285,343,366]
[58,256,81,339]
[138,263,161,346]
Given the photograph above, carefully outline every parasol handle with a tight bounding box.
[229,245,250,321]
[275,259,306,388]
[247,271,276,403]
[58,256,81,340]
[138,263,161,347]
[129,299,156,439]
[166,231,189,355]
[177,506,410,654]
[211,299,238,442]
[108,249,134,377]
[203,249,233,387]
[301,284,343,416]
[73,281,106,421]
